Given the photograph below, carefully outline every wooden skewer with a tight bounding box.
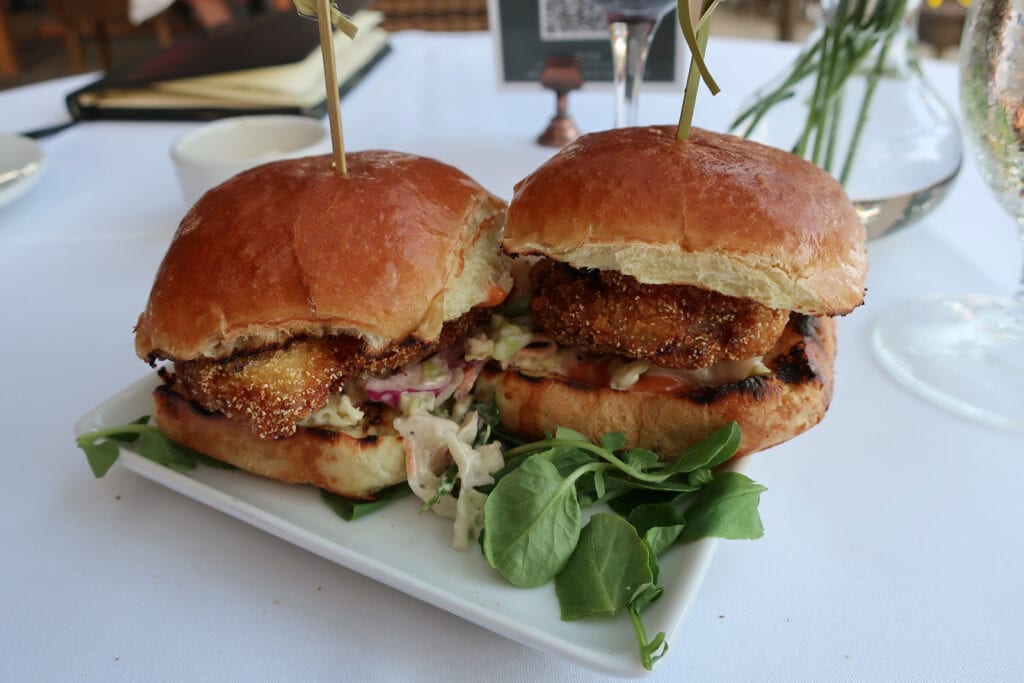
[316,0,346,175]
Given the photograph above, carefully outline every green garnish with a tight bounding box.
[480,422,765,669]
[320,484,411,521]
[75,416,211,477]
[78,412,764,672]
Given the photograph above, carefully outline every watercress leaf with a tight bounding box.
[631,582,664,613]
[77,419,200,476]
[136,430,197,471]
[106,416,151,442]
[628,503,685,536]
[320,483,411,521]
[482,454,582,588]
[600,432,627,453]
[549,446,598,477]
[81,439,120,478]
[642,539,661,584]
[555,513,653,621]
[666,422,742,474]
[623,448,660,472]
[605,476,699,497]
[679,472,767,542]
[554,426,590,443]
[646,525,684,559]
[606,487,680,517]
[479,449,534,494]
[593,469,607,502]
[628,503,686,558]
[689,467,713,486]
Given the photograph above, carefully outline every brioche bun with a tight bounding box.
[478,315,835,457]
[135,151,509,498]
[504,126,867,316]
[492,126,867,458]
[153,386,406,499]
[136,151,509,364]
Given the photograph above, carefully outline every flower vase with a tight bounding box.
[731,0,962,238]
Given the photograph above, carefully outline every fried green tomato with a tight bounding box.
[529,259,789,370]
[173,309,488,439]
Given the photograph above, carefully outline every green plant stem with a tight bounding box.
[76,423,150,446]
[502,439,670,484]
[732,0,909,181]
[839,15,898,184]
[630,601,667,670]
[823,80,843,171]
[732,40,821,137]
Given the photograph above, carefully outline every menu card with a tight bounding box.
[66,10,389,122]
[488,0,682,87]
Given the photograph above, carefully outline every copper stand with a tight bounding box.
[537,55,583,148]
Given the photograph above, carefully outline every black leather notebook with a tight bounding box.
[66,10,389,122]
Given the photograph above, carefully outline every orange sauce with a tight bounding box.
[564,358,614,387]
[483,283,510,307]
[562,358,694,395]
[630,373,693,394]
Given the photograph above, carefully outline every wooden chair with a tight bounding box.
[46,0,174,73]
[369,0,488,32]
[0,3,19,76]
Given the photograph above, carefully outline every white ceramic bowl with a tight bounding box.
[170,115,330,206]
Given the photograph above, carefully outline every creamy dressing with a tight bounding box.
[394,411,503,550]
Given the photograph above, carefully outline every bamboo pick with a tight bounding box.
[316,0,345,174]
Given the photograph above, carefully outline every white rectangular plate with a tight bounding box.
[76,375,731,678]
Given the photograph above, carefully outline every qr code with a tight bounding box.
[538,0,608,41]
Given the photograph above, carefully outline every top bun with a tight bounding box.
[504,126,867,316]
[136,151,509,362]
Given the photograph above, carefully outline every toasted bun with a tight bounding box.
[153,386,405,499]
[136,151,509,363]
[504,126,867,316]
[477,315,835,458]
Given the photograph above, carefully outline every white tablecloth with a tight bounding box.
[1,32,1021,681]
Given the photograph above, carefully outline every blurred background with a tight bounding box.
[0,0,967,90]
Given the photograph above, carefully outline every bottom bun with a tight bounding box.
[477,314,836,458]
[152,385,407,499]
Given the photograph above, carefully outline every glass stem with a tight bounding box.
[609,18,659,127]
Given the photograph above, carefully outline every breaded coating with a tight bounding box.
[529,259,789,369]
[174,309,488,439]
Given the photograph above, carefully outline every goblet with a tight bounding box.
[872,0,1024,432]
[586,0,676,127]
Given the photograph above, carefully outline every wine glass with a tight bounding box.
[872,0,1024,432]
[586,0,676,127]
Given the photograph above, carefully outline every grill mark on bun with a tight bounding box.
[304,428,380,446]
[768,315,825,386]
[686,375,773,405]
